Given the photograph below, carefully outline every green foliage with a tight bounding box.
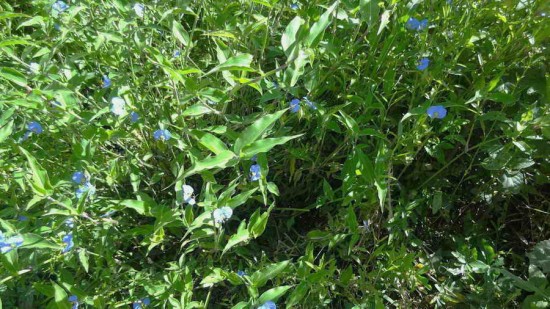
[0,0,549,308]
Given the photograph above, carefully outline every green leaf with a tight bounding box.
[248,207,270,238]
[306,1,338,48]
[195,132,229,155]
[172,21,190,46]
[0,39,34,48]
[53,283,70,309]
[182,104,214,117]
[206,54,253,75]
[527,240,550,274]
[19,146,52,195]
[250,260,290,288]
[258,285,292,304]
[182,150,237,178]
[360,0,379,26]
[286,282,309,307]
[22,234,60,250]
[374,144,388,211]
[233,109,287,154]
[432,191,443,214]
[78,250,89,273]
[117,200,149,215]
[0,120,14,143]
[240,134,302,159]
[0,67,28,88]
[281,16,305,56]
[222,221,250,255]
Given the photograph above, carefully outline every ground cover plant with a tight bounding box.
[0,0,549,308]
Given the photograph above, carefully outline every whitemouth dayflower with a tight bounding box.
[133,3,145,17]
[72,171,85,184]
[153,129,171,141]
[0,232,24,254]
[76,181,96,199]
[250,164,261,181]
[130,111,139,123]
[406,17,428,31]
[111,97,126,116]
[289,98,300,113]
[52,1,69,13]
[417,57,430,71]
[133,297,151,309]
[182,184,196,205]
[29,62,40,74]
[62,233,74,253]
[102,75,111,88]
[213,207,233,224]
[27,121,43,134]
[258,301,277,309]
[427,105,447,119]
[68,295,79,309]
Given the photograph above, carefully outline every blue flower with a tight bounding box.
[303,97,317,110]
[54,24,61,31]
[18,215,29,221]
[68,295,79,309]
[182,184,196,205]
[133,297,151,309]
[62,233,74,253]
[102,75,111,88]
[250,164,261,181]
[290,3,299,10]
[289,98,300,113]
[0,232,24,254]
[427,105,447,119]
[133,3,145,17]
[76,181,96,199]
[237,270,246,277]
[111,97,126,116]
[213,207,233,224]
[65,218,75,229]
[173,50,181,58]
[72,171,85,184]
[27,121,43,134]
[258,301,277,309]
[52,1,69,13]
[153,129,171,141]
[130,111,140,123]
[405,17,428,31]
[417,57,430,71]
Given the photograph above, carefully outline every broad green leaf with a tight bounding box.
[0,120,14,143]
[306,1,338,48]
[360,0,379,26]
[222,221,250,255]
[240,134,302,159]
[53,283,70,309]
[250,260,290,288]
[203,30,236,39]
[172,21,190,46]
[206,54,253,75]
[233,109,287,154]
[182,104,214,117]
[22,234,60,250]
[78,250,89,273]
[19,147,52,195]
[286,282,309,307]
[527,239,550,273]
[281,16,305,56]
[432,191,443,214]
[0,39,33,48]
[258,285,292,304]
[182,150,237,178]
[247,208,269,238]
[117,200,149,215]
[0,67,28,88]
[196,132,229,155]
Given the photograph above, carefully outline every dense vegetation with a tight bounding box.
[0,0,549,308]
